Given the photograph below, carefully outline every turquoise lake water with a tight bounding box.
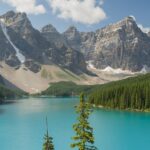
[0,97,150,150]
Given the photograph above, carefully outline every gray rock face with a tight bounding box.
[0,11,87,73]
[147,32,150,37]
[1,11,150,73]
[63,27,96,59]
[80,32,96,59]
[41,24,58,33]
[63,17,150,71]
[1,11,53,63]
[41,24,88,73]
[41,24,66,48]
[63,26,81,51]
[93,17,150,71]
[24,60,41,73]
[0,25,16,62]
[52,46,87,74]
[5,55,20,67]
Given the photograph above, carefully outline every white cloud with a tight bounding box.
[48,0,107,24]
[138,24,150,33]
[1,0,46,15]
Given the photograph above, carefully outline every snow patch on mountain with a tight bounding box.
[101,66,134,74]
[87,61,135,75]
[140,65,150,74]
[87,61,96,69]
[0,18,25,63]
[92,65,150,75]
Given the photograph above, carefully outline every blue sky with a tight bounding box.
[0,0,150,33]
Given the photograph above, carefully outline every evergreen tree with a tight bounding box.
[43,118,54,150]
[145,87,150,109]
[89,73,150,111]
[71,93,97,150]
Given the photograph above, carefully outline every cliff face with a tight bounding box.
[41,24,67,48]
[93,17,150,71]
[1,11,150,73]
[63,26,81,51]
[63,17,150,71]
[0,11,87,73]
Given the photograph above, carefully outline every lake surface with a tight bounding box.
[0,97,150,150]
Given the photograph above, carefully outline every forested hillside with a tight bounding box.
[41,81,99,97]
[0,84,26,103]
[89,74,150,111]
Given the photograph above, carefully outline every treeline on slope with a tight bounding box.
[89,73,150,110]
[41,81,100,97]
[0,84,27,103]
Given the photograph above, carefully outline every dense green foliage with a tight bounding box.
[0,84,26,102]
[71,93,97,150]
[89,73,150,110]
[41,81,99,97]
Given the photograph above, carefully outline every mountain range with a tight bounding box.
[63,17,150,71]
[0,11,150,93]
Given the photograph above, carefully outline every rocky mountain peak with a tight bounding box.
[41,24,67,49]
[63,26,79,37]
[91,16,150,71]
[97,16,138,35]
[66,26,78,32]
[63,26,81,50]
[0,11,30,26]
[0,10,16,19]
[41,24,58,33]
[116,16,136,26]
[0,11,88,74]
[123,16,135,22]
[1,11,150,74]
[0,11,32,39]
